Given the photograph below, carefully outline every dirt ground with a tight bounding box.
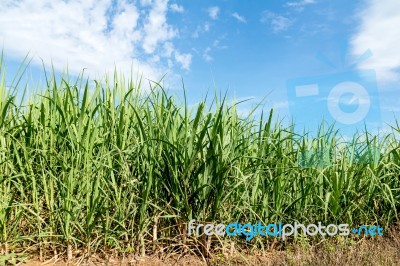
[16,241,400,266]
[5,227,400,265]
[18,248,400,266]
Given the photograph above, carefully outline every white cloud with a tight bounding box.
[286,0,316,7]
[140,0,153,6]
[142,0,177,54]
[204,23,210,32]
[192,23,210,38]
[208,6,220,20]
[0,0,191,87]
[170,3,184,13]
[202,35,228,62]
[112,3,140,37]
[261,11,292,33]
[350,0,400,84]
[232,12,246,23]
[286,0,316,12]
[203,47,213,62]
[174,51,192,70]
[163,42,175,57]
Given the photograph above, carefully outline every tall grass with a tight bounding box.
[0,56,399,258]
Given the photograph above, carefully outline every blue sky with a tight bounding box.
[1,0,399,136]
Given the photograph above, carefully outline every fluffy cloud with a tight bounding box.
[203,47,213,62]
[170,3,184,13]
[286,0,316,12]
[0,0,191,85]
[192,23,210,39]
[232,12,246,23]
[261,11,292,33]
[208,6,220,20]
[174,51,192,70]
[286,0,316,7]
[202,36,227,62]
[350,0,400,84]
[142,0,177,54]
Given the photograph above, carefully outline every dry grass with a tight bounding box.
[7,225,400,266]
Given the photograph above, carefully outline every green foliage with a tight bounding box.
[0,55,399,255]
[0,252,27,265]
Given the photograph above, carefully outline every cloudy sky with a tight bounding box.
[1,0,399,135]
